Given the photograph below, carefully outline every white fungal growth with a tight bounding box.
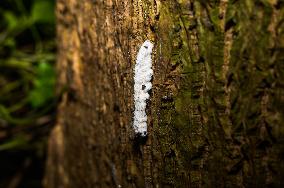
[133,40,154,137]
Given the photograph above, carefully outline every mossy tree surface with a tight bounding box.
[45,0,284,187]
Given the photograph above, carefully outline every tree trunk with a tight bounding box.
[44,0,284,187]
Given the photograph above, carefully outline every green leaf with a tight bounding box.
[3,37,16,48]
[0,105,33,125]
[0,135,29,151]
[28,61,56,108]
[31,0,55,23]
[3,11,18,30]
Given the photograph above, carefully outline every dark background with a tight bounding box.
[0,0,56,187]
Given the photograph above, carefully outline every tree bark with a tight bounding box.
[45,0,284,187]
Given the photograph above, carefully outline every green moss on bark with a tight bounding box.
[155,0,284,187]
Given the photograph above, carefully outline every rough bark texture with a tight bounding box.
[45,0,284,187]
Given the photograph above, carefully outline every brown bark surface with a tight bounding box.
[45,0,284,187]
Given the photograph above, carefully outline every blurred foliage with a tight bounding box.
[0,0,56,187]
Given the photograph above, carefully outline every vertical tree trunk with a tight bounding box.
[45,0,284,187]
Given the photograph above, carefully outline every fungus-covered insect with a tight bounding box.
[133,40,153,137]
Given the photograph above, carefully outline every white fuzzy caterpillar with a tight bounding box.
[133,40,154,137]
